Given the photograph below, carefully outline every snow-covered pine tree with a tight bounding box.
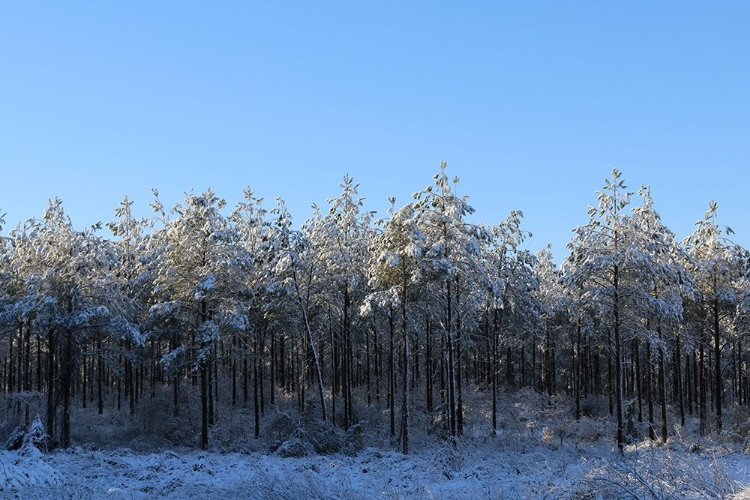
[9,199,125,447]
[412,162,490,439]
[629,186,688,443]
[268,197,328,422]
[563,169,640,452]
[534,244,567,398]
[683,201,748,432]
[229,187,275,437]
[105,196,151,416]
[482,211,538,433]
[149,189,232,449]
[365,195,425,453]
[308,175,373,429]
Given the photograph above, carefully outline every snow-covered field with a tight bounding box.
[2,436,749,499]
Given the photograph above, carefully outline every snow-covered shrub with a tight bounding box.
[727,405,750,449]
[272,416,347,457]
[276,437,311,458]
[266,410,297,441]
[623,399,640,443]
[303,418,345,455]
[541,426,555,445]
[5,424,26,451]
[343,423,365,456]
[574,418,606,444]
[580,396,608,418]
[22,415,49,452]
[251,465,361,500]
[578,449,739,499]
[70,405,146,450]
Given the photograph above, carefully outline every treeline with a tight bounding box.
[0,166,748,453]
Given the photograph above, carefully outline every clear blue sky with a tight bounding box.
[1,2,749,261]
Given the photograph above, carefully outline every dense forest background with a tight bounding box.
[1,166,749,455]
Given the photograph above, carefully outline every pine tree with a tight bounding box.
[413,162,489,438]
[309,176,373,429]
[365,198,424,454]
[683,201,747,432]
[268,197,328,422]
[149,190,233,449]
[563,169,636,452]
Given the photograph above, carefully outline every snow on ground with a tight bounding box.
[1,437,748,499]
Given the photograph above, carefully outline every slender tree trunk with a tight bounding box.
[492,309,500,431]
[446,279,457,438]
[61,327,73,448]
[232,334,237,408]
[607,331,613,416]
[97,339,104,415]
[574,315,583,420]
[689,352,695,416]
[658,324,668,443]
[46,328,55,443]
[344,285,353,429]
[425,316,433,413]
[270,331,276,406]
[82,354,87,410]
[254,340,260,439]
[455,278,463,436]
[388,310,396,439]
[400,275,410,454]
[676,332,685,426]
[743,344,747,407]
[128,344,135,417]
[243,353,249,407]
[300,299,327,422]
[613,264,624,453]
[200,362,208,449]
[36,334,42,393]
[700,330,707,435]
[366,323,372,407]
[329,308,337,427]
[634,338,642,422]
[646,342,656,440]
[374,322,381,403]
[713,297,722,431]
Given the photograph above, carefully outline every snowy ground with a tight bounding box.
[1,437,749,499]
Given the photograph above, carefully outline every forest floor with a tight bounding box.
[1,390,750,499]
[1,435,749,499]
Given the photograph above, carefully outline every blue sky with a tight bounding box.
[1,2,748,261]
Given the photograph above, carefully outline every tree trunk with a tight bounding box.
[455,278,464,436]
[46,329,56,443]
[301,306,327,422]
[633,339,642,422]
[700,331,707,435]
[658,324,668,443]
[492,309,500,431]
[329,308,337,427]
[61,327,73,448]
[200,361,208,449]
[425,316,433,413]
[613,264,624,453]
[713,297,722,431]
[400,276,410,454]
[646,342,655,440]
[254,345,260,439]
[446,278,457,438]
[575,317,581,421]
[676,332,684,426]
[97,339,104,415]
[389,310,396,439]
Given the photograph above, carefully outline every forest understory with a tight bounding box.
[1,386,750,499]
